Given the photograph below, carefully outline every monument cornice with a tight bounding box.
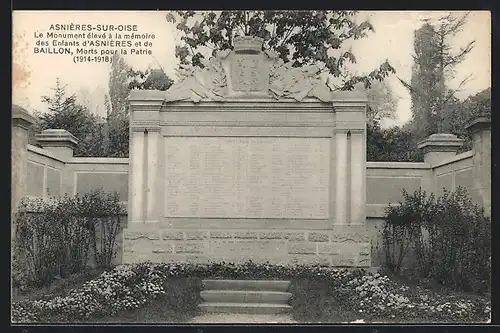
[335,121,366,131]
[161,103,334,113]
[159,120,336,128]
[130,120,161,132]
[129,103,163,112]
[334,128,365,135]
[131,126,161,133]
[332,103,367,112]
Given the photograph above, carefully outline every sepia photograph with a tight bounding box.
[11,10,491,324]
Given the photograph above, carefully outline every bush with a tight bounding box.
[430,189,491,292]
[381,187,491,293]
[13,190,124,289]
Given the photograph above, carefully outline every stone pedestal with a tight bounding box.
[418,133,464,166]
[466,117,491,217]
[35,129,78,160]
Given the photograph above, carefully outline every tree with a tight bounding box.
[399,13,475,140]
[108,54,131,119]
[38,79,106,157]
[166,10,395,90]
[106,54,132,157]
[128,68,174,91]
[366,80,398,125]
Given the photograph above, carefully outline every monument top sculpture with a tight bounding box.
[163,35,357,103]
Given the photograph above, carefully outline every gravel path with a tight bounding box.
[189,314,298,324]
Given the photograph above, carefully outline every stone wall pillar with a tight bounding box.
[128,91,164,227]
[35,129,78,160]
[417,133,464,167]
[12,105,35,219]
[466,117,491,217]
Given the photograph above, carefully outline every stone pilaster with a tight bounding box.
[466,117,491,217]
[334,130,348,225]
[332,97,368,226]
[128,90,164,226]
[350,129,366,225]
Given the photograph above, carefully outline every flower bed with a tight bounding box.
[11,261,491,323]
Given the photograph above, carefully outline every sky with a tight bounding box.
[12,10,491,127]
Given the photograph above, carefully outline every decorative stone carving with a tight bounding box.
[269,61,333,102]
[164,61,226,103]
[164,35,335,103]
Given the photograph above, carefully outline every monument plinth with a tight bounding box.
[124,36,370,267]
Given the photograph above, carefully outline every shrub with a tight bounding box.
[430,188,491,292]
[13,190,124,289]
[381,187,491,293]
[14,198,69,287]
[77,189,123,269]
[382,189,437,276]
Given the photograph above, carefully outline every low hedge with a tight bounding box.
[12,261,491,323]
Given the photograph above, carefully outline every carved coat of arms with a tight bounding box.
[231,55,264,92]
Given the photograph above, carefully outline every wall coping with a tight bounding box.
[466,116,491,134]
[12,105,36,130]
[35,129,79,148]
[366,162,430,169]
[68,157,129,165]
[431,150,474,169]
[417,133,464,152]
[27,144,66,163]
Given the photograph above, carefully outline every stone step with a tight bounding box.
[199,302,292,315]
[202,279,291,292]
[200,290,292,304]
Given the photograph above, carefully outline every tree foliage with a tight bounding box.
[400,13,474,140]
[166,10,395,90]
[443,87,491,151]
[367,121,423,162]
[128,68,174,91]
[366,80,398,124]
[38,79,106,157]
[105,56,174,157]
[106,54,133,157]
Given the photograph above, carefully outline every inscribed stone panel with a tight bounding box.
[165,137,330,219]
[26,162,44,197]
[76,173,128,200]
[366,177,421,205]
[46,168,61,198]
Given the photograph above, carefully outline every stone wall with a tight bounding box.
[13,103,489,268]
[20,140,480,268]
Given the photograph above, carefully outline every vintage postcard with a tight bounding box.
[11,10,491,324]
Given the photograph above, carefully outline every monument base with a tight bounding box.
[121,221,371,267]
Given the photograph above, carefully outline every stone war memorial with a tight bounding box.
[124,36,371,267]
